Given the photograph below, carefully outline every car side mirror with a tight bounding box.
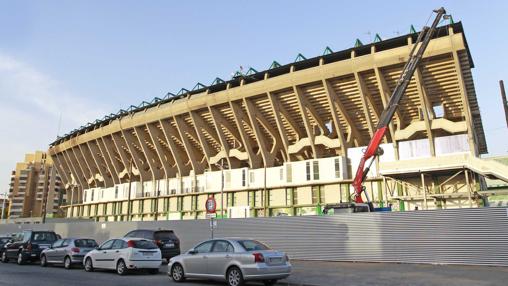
[188,249,196,255]
[95,246,100,250]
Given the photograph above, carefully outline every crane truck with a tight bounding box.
[324,7,448,214]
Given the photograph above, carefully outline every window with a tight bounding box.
[249,191,256,207]
[334,158,341,178]
[177,197,182,211]
[249,172,255,184]
[312,186,320,204]
[212,240,234,253]
[279,168,284,181]
[306,162,311,181]
[286,188,292,206]
[237,240,270,251]
[75,239,98,248]
[91,190,94,201]
[61,239,70,247]
[112,239,127,249]
[163,198,170,212]
[32,232,56,242]
[227,193,235,207]
[313,161,319,180]
[320,187,326,204]
[433,104,445,118]
[293,189,298,205]
[130,240,157,249]
[99,239,114,250]
[194,241,214,253]
[242,169,246,187]
[140,231,154,240]
[154,231,178,241]
[286,164,292,183]
[115,186,119,199]
[225,171,231,187]
[125,231,138,238]
[52,239,64,248]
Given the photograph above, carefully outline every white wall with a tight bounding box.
[81,134,467,205]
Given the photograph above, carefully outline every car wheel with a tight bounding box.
[64,256,72,269]
[84,258,94,272]
[171,263,185,282]
[227,266,244,286]
[148,268,159,274]
[1,251,8,263]
[40,255,48,267]
[264,279,278,286]
[116,259,128,276]
[17,252,24,265]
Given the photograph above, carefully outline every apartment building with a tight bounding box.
[7,151,66,219]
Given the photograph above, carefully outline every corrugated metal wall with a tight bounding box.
[1,208,507,266]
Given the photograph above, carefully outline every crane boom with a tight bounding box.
[351,7,447,208]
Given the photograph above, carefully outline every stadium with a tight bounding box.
[47,22,507,222]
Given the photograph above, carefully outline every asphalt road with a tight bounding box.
[1,259,508,286]
[0,261,273,286]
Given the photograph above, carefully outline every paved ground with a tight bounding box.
[0,259,507,286]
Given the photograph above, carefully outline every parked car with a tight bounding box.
[40,238,98,269]
[83,238,162,275]
[0,236,11,257]
[124,229,180,261]
[168,238,291,286]
[1,230,58,265]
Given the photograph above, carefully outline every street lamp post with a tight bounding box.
[1,193,7,221]
[215,158,228,218]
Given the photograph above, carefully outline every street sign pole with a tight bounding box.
[205,196,217,239]
[210,217,215,239]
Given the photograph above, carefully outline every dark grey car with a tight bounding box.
[40,238,98,269]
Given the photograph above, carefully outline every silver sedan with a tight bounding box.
[168,238,291,286]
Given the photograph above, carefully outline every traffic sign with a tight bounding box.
[205,196,217,214]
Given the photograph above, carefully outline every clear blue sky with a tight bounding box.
[0,0,507,193]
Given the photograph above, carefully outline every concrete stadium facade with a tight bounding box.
[48,23,495,221]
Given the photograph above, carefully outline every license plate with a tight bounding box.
[270,257,282,263]
[164,243,174,248]
[142,252,153,256]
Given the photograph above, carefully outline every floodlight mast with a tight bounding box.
[351,7,447,210]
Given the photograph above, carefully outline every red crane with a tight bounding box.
[325,8,447,214]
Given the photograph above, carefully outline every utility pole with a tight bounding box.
[500,80,508,128]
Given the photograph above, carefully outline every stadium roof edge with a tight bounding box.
[50,22,470,147]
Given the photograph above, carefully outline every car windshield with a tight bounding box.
[132,240,158,249]
[154,231,177,240]
[0,238,10,243]
[75,239,98,248]
[32,232,57,242]
[237,240,271,251]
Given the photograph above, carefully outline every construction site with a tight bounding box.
[45,17,508,222]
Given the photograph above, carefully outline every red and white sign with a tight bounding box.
[205,196,217,214]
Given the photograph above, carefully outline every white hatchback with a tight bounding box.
[83,238,162,275]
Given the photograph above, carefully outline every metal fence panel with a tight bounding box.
[1,207,507,266]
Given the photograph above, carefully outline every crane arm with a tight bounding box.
[352,7,447,206]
